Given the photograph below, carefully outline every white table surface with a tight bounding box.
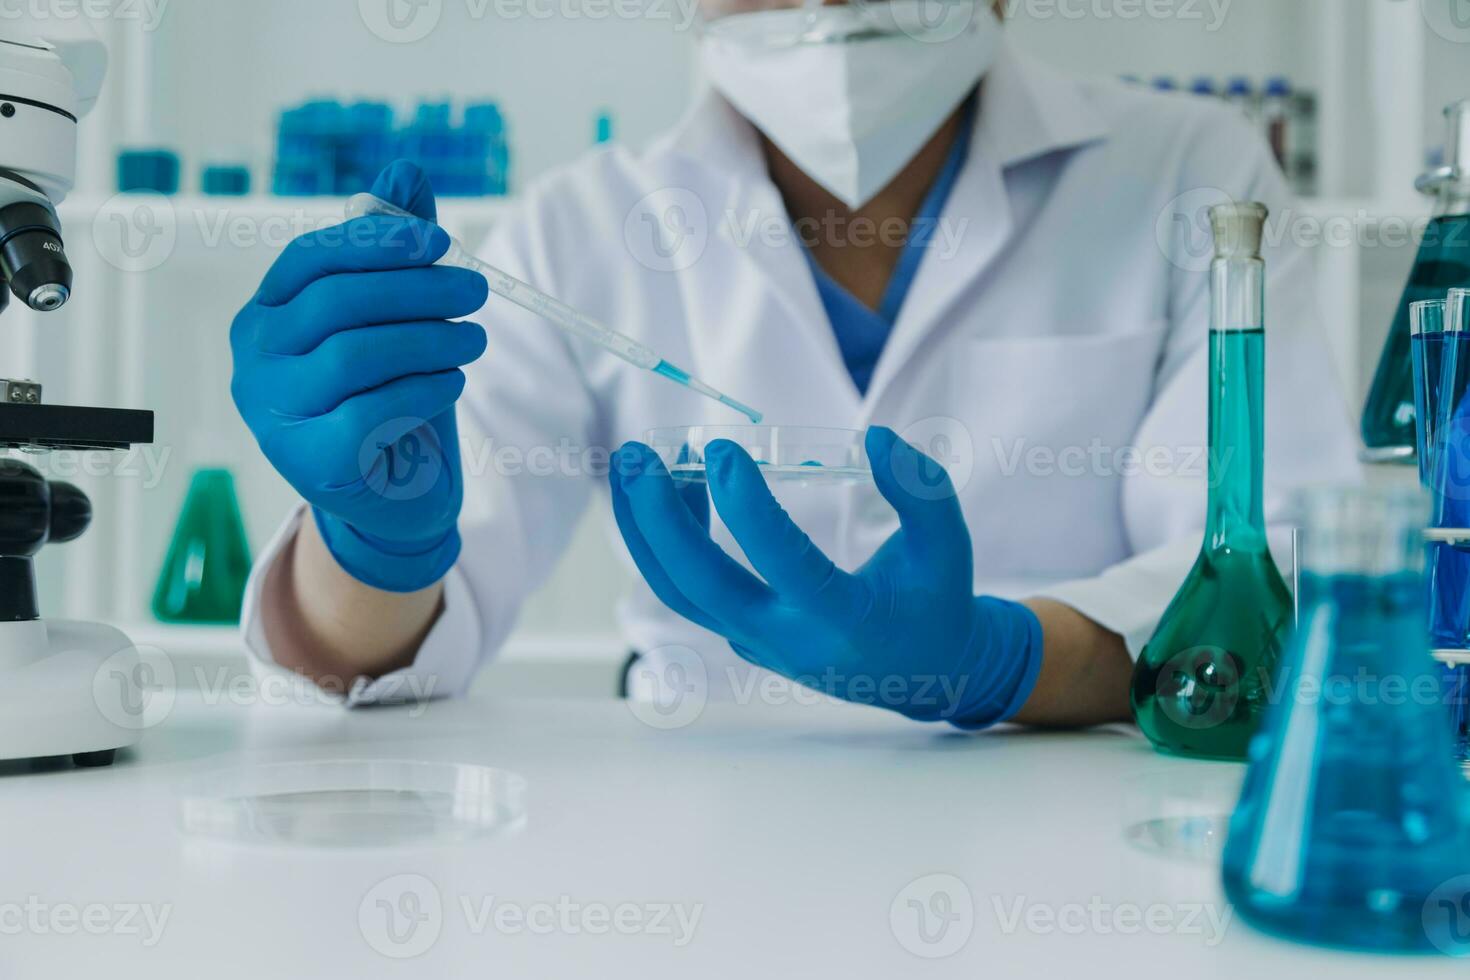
[1,681,1464,979]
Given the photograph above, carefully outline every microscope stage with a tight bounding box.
[0,403,154,451]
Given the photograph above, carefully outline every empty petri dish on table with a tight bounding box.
[645,426,871,485]
[179,759,526,848]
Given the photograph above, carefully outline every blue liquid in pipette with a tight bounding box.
[653,361,764,424]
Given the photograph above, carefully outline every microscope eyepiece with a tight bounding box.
[0,202,73,314]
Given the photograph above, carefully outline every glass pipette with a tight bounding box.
[344,193,764,425]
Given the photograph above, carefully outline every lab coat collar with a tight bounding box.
[863,40,1111,408]
[977,39,1109,170]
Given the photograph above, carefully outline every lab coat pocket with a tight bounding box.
[951,326,1166,577]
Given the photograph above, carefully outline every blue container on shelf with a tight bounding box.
[343,101,395,195]
[1263,76,1293,99]
[273,100,343,196]
[201,165,251,197]
[118,149,181,194]
[273,96,511,198]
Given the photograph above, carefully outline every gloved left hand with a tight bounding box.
[610,427,1044,727]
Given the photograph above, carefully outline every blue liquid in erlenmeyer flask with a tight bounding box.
[1223,564,1470,955]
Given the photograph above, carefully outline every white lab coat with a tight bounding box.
[241,40,1361,706]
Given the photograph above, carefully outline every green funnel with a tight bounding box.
[152,468,253,624]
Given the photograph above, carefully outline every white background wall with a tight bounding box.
[5,0,1468,654]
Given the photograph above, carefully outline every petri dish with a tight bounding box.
[645,425,871,485]
[1123,815,1231,863]
[178,759,526,848]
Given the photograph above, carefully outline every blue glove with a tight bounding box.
[231,161,489,592]
[610,428,1044,726]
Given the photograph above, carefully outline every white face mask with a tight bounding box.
[699,1,1002,210]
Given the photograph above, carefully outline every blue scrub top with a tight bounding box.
[802,94,978,395]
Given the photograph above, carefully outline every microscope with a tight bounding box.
[0,19,155,767]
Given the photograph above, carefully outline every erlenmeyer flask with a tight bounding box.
[1222,485,1470,955]
[1360,99,1470,463]
[152,468,253,624]
[1131,203,1294,760]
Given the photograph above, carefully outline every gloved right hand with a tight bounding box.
[231,161,489,592]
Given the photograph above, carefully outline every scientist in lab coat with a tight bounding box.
[229,0,1359,727]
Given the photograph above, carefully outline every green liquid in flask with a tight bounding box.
[152,468,253,624]
[1132,204,1293,761]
